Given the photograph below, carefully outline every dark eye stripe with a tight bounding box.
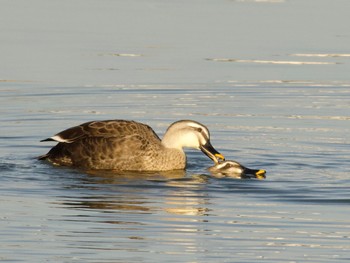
[191,126,209,141]
[201,130,209,141]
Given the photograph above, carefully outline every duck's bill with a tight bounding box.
[200,141,225,164]
[245,168,266,179]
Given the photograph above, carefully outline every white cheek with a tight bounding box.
[228,167,243,174]
[199,137,207,146]
[181,133,200,148]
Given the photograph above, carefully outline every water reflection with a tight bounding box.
[59,170,213,218]
[54,170,217,257]
[57,171,350,262]
[86,169,187,183]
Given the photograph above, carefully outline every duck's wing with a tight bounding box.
[40,120,161,144]
[40,121,94,143]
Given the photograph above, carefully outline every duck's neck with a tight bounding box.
[159,147,186,170]
[161,132,181,149]
[158,133,187,170]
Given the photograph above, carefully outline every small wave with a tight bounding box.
[222,79,350,87]
[0,79,35,83]
[292,53,350,58]
[0,162,17,172]
[288,115,350,121]
[92,68,119,71]
[97,53,142,57]
[235,0,285,3]
[207,58,337,65]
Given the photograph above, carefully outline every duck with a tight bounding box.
[208,160,266,179]
[38,119,225,171]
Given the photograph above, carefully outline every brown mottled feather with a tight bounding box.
[39,120,186,171]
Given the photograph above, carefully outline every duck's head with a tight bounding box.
[162,120,225,163]
[208,160,266,179]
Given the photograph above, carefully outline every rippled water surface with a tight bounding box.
[1,0,350,262]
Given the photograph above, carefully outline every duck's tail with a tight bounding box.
[37,142,66,161]
[37,153,49,160]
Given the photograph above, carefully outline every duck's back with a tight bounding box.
[39,120,168,170]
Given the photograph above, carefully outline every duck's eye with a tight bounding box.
[195,127,202,133]
[224,163,234,169]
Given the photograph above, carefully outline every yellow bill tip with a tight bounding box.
[256,169,266,175]
[215,153,225,162]
[255,169,266,179]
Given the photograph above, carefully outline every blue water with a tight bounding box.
[1,0,350,262]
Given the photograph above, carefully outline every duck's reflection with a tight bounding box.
[60,169,212,217]
[56,170,216,256]
[86,169,187,181]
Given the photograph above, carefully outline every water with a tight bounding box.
[1,0,350,262]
